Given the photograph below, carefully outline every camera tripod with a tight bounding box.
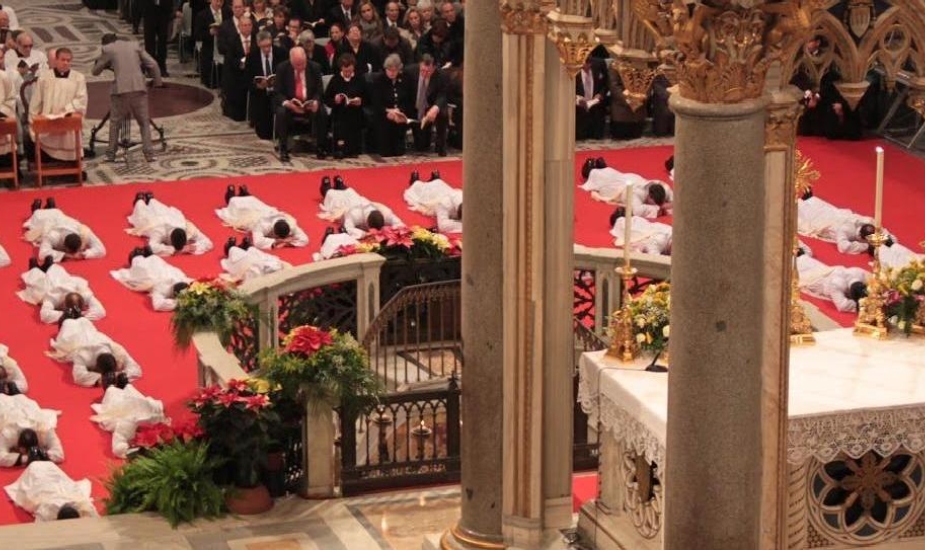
[88,109,167,162]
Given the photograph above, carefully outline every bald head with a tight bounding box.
[290,46,307,71]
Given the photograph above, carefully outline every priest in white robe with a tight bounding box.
[318,187,371,222]
[216,195,309,250]
[343,202,404,239]
[313,231,361,262]
[0,345,28,394]
[91,384,166,458]
[127,197,213,256]
[880,242,924,271]
[610,214,673,255]
[797,254,869,313]
[0,394,64,467]
[4,462,98,522]
[48,318,142,388]
[27,48,86,162]
[797,195,894,255]
[111,254,191,311]
[18,263,106,324]
[222,243,291,282]
[23,208,106,263]
[0,244,9,268]
[580,168,673,218]
[404,178,463,233]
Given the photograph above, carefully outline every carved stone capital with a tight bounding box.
[765,94,803,152]
[499,0,552,35]
[546,9,597,78]
[615,56,659,112]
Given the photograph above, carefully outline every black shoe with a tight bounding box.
[45,197,56,209]
[320,176,332,198]
[133,192,145,206]
[409,170,420,186]
[594,157,606,170]
[430,170,440,181]
[339,225,348,233]
[240,236,253,250]
[333,176,346,190]
[581,158,595,181]
[238,185,249,197]
[141,245,153,257]
[144,192,153,204]
[280,150,291,163]
[128,247,143,265]
[30,199,41,213]
[224,185,235,205]
[41,255,54,272]
[322,227,335,244]
[224,237,237,256]
[28,257,39,271]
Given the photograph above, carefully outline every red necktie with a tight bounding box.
[295,70,305,100]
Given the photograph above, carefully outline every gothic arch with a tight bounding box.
[782,10,861,87]
[858,6,925,87]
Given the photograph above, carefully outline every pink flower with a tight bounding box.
[243,394,270,410]
[383,226,414,248]
[217,392,239,408]
[227,379,249,393]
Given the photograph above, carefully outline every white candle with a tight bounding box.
[875,146,884,229]
[624,183,633,267]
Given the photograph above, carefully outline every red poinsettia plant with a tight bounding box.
[334,226,461,260]
[128,419,204,457]
[283,325,334,356]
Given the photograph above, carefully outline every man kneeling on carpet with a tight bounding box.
[48,317,142,388]
[580,157,673,218]
[221,236,292,282]
[111,253,191,312]
[216,185,309,250]
[23,199,106,263]
[796,253,869,313]
[404,170,462,234]
[127,192,213,256]
[0,394,64,467]
[5,462,97,521]
[0,345,28,395]
[18,262,106,324]
[91,376,166,459]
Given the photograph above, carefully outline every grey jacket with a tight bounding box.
[92,39,162,95]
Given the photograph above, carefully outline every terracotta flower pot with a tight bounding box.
[225,484,274,515]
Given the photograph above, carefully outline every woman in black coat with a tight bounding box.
[324,53,368,157]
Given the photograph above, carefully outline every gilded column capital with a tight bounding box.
[765,94,803,152]
[614,57,659,112]
[499,0,553,35]
[632,0,814,104]
[546,8,597,78]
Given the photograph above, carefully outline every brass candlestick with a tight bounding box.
[607,265,640,362]
[790,235,815,344]
[854,231,889,339]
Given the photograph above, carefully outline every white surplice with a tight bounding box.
[318,188,371,221]
[797,196,895,255]
[91,384,166,458]
[18,264,106,324]
[313,233,361,262]
[4,462,97,522]
[610,216,673,255]
[215,196,308,250]
[47,318,143,387]
[22,209,106,263]
[28,69,87,161]
[0,345,28,394]
[127,199,213,256]
[0,394,63,467]
[221,246,291,282]
[111,254,191,312]
[0,69,16,156]
[580,168,672,218]
[0,244,9,268]
[880,243,924,271]
[797,255,869,313]
[343,202,405,239]
[404,179,463,233]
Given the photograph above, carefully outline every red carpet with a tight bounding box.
[0,139,920,524]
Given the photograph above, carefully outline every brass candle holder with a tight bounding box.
[607,265,640,362]
[790,235,815,345]
[854,231,890,339]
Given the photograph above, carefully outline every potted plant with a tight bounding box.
[883,259,925,335]
[188,379,280,514]
[170,277,252,350]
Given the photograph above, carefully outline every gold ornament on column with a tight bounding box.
[790,150,817,344]
[615,57,659,112]
[854,231,890,339]
[499,0,552,35]
[546,8,597,78]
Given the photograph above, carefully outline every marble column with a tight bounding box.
[441,0,505,547]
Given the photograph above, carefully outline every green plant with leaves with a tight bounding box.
[104,440,225,527]
[259,325,383,416]
[170,278,253,350]
[621,282,671,355]
[884,259,925,335]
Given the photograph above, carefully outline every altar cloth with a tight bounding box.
[578,328,925,469]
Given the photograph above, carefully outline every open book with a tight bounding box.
[289,98,317,109]
[209,22,221,28]
[335,93,361,106]
[254,74,276,87]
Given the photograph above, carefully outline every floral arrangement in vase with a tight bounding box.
[335,226,462,261]
[170,277,252,350]
[625,282,671,356]
[883,259,925,335]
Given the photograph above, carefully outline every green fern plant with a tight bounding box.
[105,440,226,527]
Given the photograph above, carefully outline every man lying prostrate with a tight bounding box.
[318,175,372,221]
[313,228,362,262]
[343,202,405,239]
[0,244,9,268]
[91,378,166,458]
[127,192,213,256]
[0,345,29,395]
[48,317,143,388]
[0,394,64,467]
[878,241,924,271]
[5,461,98,521]
[609,207,672,255]
[796,254,869,313]
[404,170,463,234]
[580,158,673,218]
[221,237,291,282]
[18,263,106,324]
[216,189,309,250]
[111,254,191,312]
[23,199,106,263]
[797,191,895,255]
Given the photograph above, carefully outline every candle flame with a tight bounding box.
[876,146,884,153]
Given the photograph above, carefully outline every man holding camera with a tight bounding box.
[92,34,163,163]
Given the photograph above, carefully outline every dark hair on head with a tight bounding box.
[170,228,188,251]
[17,428,38,449]
[430,19,449,38]
[859,224,875,239]
[64,292,85,311]
[648,183,667,206]
[456,203,462,221]
[420,53,435,67]
[339,52,356,68]
[801,189,814,201]
[172,281,189,297]
[101,33,118,45]
[57,47,73,58]
[273,219,291,239]
[849,281,868,304]
[367,210,385,230]
[102,371,128,390]
[347,22,363,34]
[96,353,118,375]
[275,5,290,18]
[609,207,627,227]
[63,233,82,254]
[382,26,400,41]
[0,366,7,381]
[57,504,81,520]
[330,21,345,33]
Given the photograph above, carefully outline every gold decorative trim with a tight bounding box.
[500,0,549,35]
[546,9,596,78]
[615,60,658,112]
[765,100,803,152]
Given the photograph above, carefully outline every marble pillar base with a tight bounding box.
[578,501,660,550]
[425,529,575,550]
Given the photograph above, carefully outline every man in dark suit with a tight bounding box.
[193,0,227,88]
[291,0,330,38]
[273,46,328,162]
[222,15,255,121]
[575,57,609,140]
[142,0,178,76]
[373,26,413,66]
[246,30,286,139]
[371,53,413,157]
[438,1,464,50]
[405,54,448,156]
[298,30,333,75]
[415,20,460,68]
[608,67,645,140]
[217,0,253,61]
[328,0,357,29]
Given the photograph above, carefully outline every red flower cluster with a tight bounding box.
[283,325,334,357]
[367,226,414,249]
[131,419,204,450]
[189,380,273,411]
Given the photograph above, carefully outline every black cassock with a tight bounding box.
[246,47,287,140]
[371,72,414,157]
[324,73,369,156]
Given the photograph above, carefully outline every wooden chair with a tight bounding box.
[0,119,19,188]
[32,114,84,187]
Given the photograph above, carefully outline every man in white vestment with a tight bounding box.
[0,345,28,394]
[91,383,166,458]
[0,244,9,268]
[0,5,20,30]
[796,254,869,313]
[879,242,924,271]
[23,206,105,263]
[404,177,463,233]
[27,48,87,163]
[313,229,361,261]
[5,32,47,77]
[48,318,143,388]
[216,195,309,250]
[127,195,213,256]
[18,263,106,324]
[111,254,191,311]
[221,240,291,281]
[318,185,371,222]
[0,58,17,170]
[609,208,672,255]
[5,462,98,521]
[580,165,673,218]
[797,194,895,255]
[0,394,64,467]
